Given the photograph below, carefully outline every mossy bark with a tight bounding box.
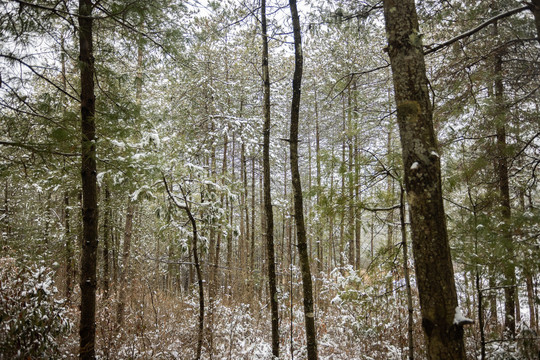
[382,0,466,358]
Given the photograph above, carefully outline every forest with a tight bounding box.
[1,0,539,359]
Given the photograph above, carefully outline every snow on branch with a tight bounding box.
[424,5,531,55]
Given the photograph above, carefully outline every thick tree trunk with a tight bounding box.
[382,1,466,358]
[261,0,280,357]
[78,0,98,358]
[289,1,318,358]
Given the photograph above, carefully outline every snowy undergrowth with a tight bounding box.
[4,261,537,359]
[0,257,71,359]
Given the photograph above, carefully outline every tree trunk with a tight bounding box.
[530,0,540,43]
[261,0,280,356]
[250,157,256,273]
[493,22,516,337]
[382,1,466,358]
[64,191,74,302]
[186,202,204,360]
[102,187,111,299]
[347,88,355,267]
[289,1,318,358]
[117,199,135,328]
[164,179,204,360]
[526,273,537,331]
[400,186,414,360]
[78,0,98,358]
[315,90,322,273]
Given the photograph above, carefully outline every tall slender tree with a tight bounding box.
[382,0,467,358]
[492,19,516,338]
[261,0,279,357]
[289,1,318,359]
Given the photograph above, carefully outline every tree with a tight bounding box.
[78,0,99,358]
[289,1,318,358]
[261,0,279,357]
[382,0,467,358]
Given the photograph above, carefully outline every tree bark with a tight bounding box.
[526,273,537,331]
[493,23,516,337]
[400,186,414,360]
[117,199,135,328]
[102,187,111,299]
[64,192,73,302]
[289,1,318,358]
[261,0,280,357]
[163,178,204,360]
[530,0,540,44]
[382,0,466,358]
[78,0,98,358]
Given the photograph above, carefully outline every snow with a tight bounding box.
[410,162,420,170]
[453,306,473,325]
[430,151,440,158]
[111,139,126,151]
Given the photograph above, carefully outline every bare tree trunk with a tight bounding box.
[261,0,279,356]
[289,1,317,358]
[526,274,537,331]
[315,90,322,273]
[400,186,414,360]
[339,95,346,269]
[250,157,256,273]
[102,187,111,299]
[493,22,516,337]
[64,191,74,302]
[163,179,204,360]
[347,86,355,267]
[530,0,540,44]
[78,1,98,358]
[382,0,467,358]
[117,199,135,327]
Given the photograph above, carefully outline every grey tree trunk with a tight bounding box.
[400,187,414,360]
[382,0,466,358]
[117,199,135,327]
[102,187,111,299]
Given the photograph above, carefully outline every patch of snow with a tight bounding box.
[430,151,439,158]
[410,162,420,170]
[454,306,473,325]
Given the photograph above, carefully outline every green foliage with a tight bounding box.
[0,258,70,359]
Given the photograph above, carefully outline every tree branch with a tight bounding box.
[0,140,79,157]
[424,5,532,55]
